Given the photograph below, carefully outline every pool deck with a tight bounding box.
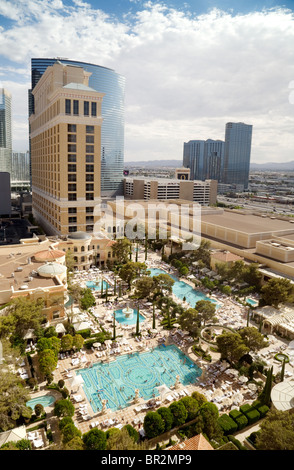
[25,247,294,443]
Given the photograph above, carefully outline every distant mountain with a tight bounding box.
[250,161,294,171]
[124,160,183,168]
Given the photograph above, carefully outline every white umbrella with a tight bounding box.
[248,383,257,391]
[155,384,171,399]
[93,342,101,348]
[105,340,112,347]
[232,392,243,404]
[212,389,223,399]
[225,369,239,377]
[70,375,84,388]
[222,397,233,407]
[239,376,249,383]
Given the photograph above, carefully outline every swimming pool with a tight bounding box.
[26,394,56,409]
[86,280,110,291]
[149,268,219,308]
[76,344,201,412]
[114,308,146,326]
[246,297,258,307]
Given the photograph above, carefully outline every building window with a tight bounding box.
[73,100,79,115]
[86,225,94,232]
[86,183,94,191]
[68,124,76,132]
[68,134,76,142]
[86,207,94,213]
[68,216,77,223]
[68,193,77,201]
[86,174,94,181]
[65,99,71,114]
[86,135,94,144]
[85,164,94,173]
[86,215,94,222]
[86,155,94,163]
[68,183,77,192]
[68,207,77,213]
[86,125,94,134]
[68,164,77,172]
[68,174,76,182]
[69,226,77,232]
[68,154,76,162]
[86,145,94,154]
[86,193,94,200]
[84,101,89,116]
[68,144,76,152]
[91,102,97,117]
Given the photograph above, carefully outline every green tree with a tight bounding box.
[54,399,75,418]
[178,396,200,421]
[178,308,201,338]
[134,276,155,299]
[106,428,148,450]
[194,300,216,326]
[72,334,84,351]
[122,424,139,442]
[61,334,73,352]
[0,369,31,431]
[169,401,188,427]
[157,407,174,432]
[112,237,132,264]
[119,261,148,289]
[61,423,82,444]
[0,297,45,341]
[38,349,58,378]
[80,288,96,311]
[216,331,249,364]
[82,428,107,450]
[63,436,85,450]
[261,277,294,308]
[255,409,294,450]
[238,326,268,352]
[153,273,175,295]
[143,411,165,438]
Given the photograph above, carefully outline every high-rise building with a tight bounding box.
[29,61,104,235]
[0,88,12,176]
[183,139,224,181]
[222,122,253,189]
[29,58,125,197]
[11,151,30,187]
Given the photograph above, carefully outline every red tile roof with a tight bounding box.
[168,434,214,451]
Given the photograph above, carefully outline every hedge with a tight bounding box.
[217,414,238,435]
[253,403,269,418]
[227,435,247,451]
[244,408,260,426]
[239,404,251,414]
[228,409,248,430]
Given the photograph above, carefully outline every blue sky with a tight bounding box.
[0,0,294,163]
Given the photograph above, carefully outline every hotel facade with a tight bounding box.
[29,61,104,236]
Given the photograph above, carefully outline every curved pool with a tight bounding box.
[26,394,56,409]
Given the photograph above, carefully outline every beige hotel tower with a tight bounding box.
[29,61,104,236]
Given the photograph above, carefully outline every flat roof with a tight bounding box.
[201,210,294,234]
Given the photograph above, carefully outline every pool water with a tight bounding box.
[76,344,201,412]
[149,268,218,308]
[114,308,146,325]
[86,280,110,291]
[26,394,56,409]
[246,297,258,306]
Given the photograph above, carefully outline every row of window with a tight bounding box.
[68,174,94,181]
[68,184,94,191]
[68,207,94,213]
[68,164,94,172]
[68,134,94,143]
[68,193,94,201]
[68,144,95,153]
[68,154,94,163]
[68,124,94,133]
[65,100,97,117]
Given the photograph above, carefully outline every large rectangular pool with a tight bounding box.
[76,344,201,412]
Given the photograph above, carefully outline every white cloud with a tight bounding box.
[0,1,293,163]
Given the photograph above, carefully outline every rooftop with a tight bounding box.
[201,210,294,234]
[168,433,214,451]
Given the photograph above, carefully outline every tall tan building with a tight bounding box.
[29,61,104,236]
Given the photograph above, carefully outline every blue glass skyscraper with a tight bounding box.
[29,58,125,197]
[222,122,253,190]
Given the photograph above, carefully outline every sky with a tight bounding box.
[0,0,294,164]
